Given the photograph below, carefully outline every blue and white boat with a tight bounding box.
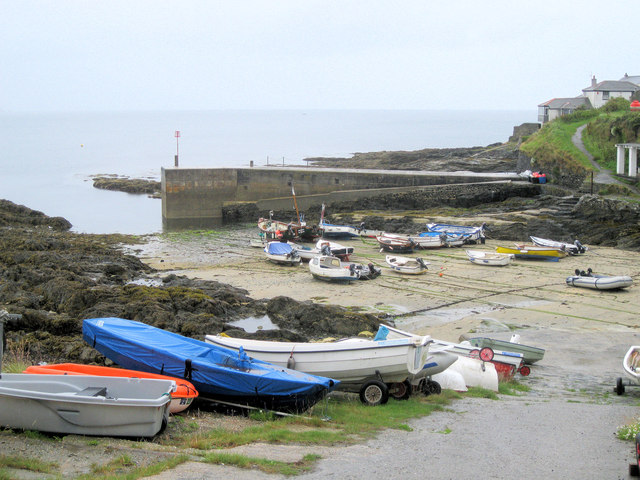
[264,241,302,265]
[82,318,338,413]
[426,222,486,243]
[318,204,362,239]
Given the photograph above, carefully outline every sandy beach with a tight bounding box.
[131,228,640,479]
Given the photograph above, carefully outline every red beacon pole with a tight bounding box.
[174,130,180,167]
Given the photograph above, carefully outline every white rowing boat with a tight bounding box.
[205,332,432,406]
[385,255,429,275]
[466,250,514,266]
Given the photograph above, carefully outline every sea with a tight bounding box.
[0,109,535,235]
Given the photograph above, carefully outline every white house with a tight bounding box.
[581,75,639,109]
[537,97,591,124]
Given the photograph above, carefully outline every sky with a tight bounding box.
[1,0,638,113]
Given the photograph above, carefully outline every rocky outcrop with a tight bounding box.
[305,144,521,173]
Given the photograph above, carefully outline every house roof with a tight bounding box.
[538,97,591,109]
[582,80,640,93]
[620,74,640,85]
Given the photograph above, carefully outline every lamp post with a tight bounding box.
[174,130,180,167]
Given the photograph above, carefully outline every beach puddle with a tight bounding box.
[126,278,164,287]
[229,315,279,333]
[397,304,500,331]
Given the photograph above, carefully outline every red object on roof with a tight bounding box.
[631,100,640,110]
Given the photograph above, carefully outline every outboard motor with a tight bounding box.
[574,240,585,254]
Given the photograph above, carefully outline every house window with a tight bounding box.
[603,91,610,100]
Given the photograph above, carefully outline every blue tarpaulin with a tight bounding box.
[82,318,338,413]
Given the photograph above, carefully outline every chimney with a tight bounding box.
[591,75,597,87]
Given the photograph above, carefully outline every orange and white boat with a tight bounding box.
[24,363,198,414]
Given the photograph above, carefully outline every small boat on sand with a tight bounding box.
[24,363,199,414]
[496,245,566,261]
[315,239,354,260]
[376,233,415,253]
[385,255,429,275]
[264,241,302,266]
[466,250,514,266]
[309,255,380,282]
[566,268,633,290]
[426,223,486,244]
[530,236,587,255]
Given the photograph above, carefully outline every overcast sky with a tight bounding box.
[1,1,637,113]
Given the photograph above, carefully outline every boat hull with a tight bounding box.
[24,363,199,414]
[496,246,563,261]
[82,318,337,414]
[385,255,428,274]
[205,334,432,393]
[0,374,173,437]
[466,250,514,266]
[464,337,545,364]
[566,275,632,290]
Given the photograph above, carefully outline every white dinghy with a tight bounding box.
[205,332,432,405]
[385,255,429,275]
[466,250,514,266]
[0,374,174,437]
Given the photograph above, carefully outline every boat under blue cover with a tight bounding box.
[82,318,338,413]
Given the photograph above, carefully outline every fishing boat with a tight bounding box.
[315,239,354,260]
[205,331,432,406]
[495,245,566,261]
[377,324,527,381]
[288,242,319,261]
[459,334,545,365]
[385,255,429,275]
[376,233,415,253]
[615,346,640,395]
[257,216,316,241]
[426,222,486,244]
[415,231,447,248]
[466,249,514,266]
[566,268,633,290]
[309,255,380,282]
[82,318,338,413]
[318,204,362,239]
[24,363,199,414]
[0,373,174,437]
[530,236,587,255]
[264,241,302,266]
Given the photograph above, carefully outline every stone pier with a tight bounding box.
[161,166,521,230]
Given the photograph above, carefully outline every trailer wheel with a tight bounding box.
[615,377,626,395]
[359,380,389,406]
[427,380,442,395]
[388,380,412,400]
[519,365,531,377]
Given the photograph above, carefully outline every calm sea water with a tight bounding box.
[0,109,534,234]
